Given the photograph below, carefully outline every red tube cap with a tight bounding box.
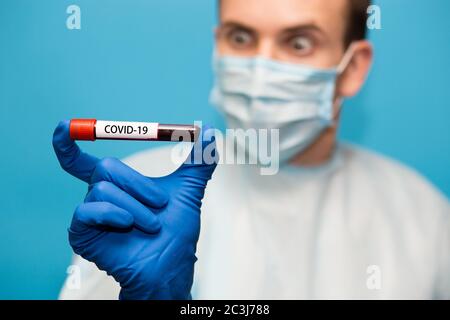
[70,119,97,141]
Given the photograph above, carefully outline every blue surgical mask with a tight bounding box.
[210,46,354,164]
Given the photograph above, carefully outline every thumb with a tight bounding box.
[52,120,99,183]
[172,125,219,204]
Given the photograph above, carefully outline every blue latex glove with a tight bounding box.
[52,120,218,300]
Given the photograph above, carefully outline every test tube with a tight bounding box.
[69,119,200,142]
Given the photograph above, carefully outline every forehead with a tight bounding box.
[220,0,348,36]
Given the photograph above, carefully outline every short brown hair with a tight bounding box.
[346,0,371,46]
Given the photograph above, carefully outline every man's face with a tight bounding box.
[215,0,373,165]
[216,0,349,69]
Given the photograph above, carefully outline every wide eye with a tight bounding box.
[286,35,314,56]
[227,29,254,49]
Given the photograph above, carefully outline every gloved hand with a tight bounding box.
[52,120,218,300]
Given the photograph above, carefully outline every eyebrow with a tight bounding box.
[218,20,325,36]
[218,21,255,33]
[283,24,324,35]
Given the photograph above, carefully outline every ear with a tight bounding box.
[336,40,373,98]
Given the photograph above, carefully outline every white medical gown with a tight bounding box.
[59,142,450,299]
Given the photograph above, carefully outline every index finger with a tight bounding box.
[52,120,99,183]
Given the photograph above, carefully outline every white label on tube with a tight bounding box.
[95,121,158,140]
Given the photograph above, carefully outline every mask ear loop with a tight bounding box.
[336,43,356,74]
[331,43,356,127]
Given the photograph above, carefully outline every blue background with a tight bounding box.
[0,0,449,299]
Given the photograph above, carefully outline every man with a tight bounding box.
[54,0,450,299]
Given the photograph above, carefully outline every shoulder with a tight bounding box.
[341,144,450,298]
[339,143,450,217]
